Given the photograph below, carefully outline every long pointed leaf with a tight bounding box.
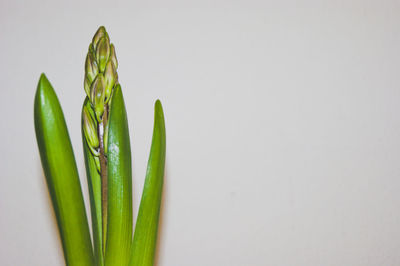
[105,85,133,266]
[130,100,166,266]
[34,73,94,266]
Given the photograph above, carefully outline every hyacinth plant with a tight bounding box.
[34,26,166,266]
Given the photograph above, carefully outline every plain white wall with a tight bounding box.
[1,0,400,265]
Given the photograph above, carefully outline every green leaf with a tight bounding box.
[130,100,166,266]
[82,98,104,266]
[34,73,94,266]
[105,85,133,266]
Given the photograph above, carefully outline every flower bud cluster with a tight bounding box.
[83,26,118,171]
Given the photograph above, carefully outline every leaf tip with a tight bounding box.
[36,73,54,98]
[154,99,163,113]
[38,73,50,88]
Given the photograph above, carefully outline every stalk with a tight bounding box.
[82,26,132,266]
[34,74,94,266]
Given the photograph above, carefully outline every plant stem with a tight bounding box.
[98,118,108,254]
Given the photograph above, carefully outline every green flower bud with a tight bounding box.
[110,44,118,69]
[85,52,98,82]
[96,37,110,73]
[83,104,100,156]
[84,77,91,98]
[90,75,106,121]
[104,60,116,103]
[92,26,107,50]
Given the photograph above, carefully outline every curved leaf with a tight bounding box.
[105,85,133,266]
[130,100,166,266]
[34,73,94,266]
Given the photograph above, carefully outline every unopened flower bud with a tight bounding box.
[110,44,118,69]
[96,37,110,73]
[83,105,99,156]
[104,60,116,103]
[92,26,107,50]
[84,77,91,98]
[85,52,98,82]
[90,75,106,121]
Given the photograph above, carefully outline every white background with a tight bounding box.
[1,0,400,265]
